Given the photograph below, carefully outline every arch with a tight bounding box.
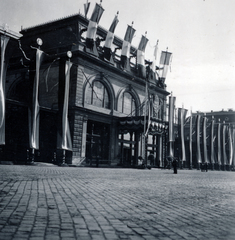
[116,86,141,116]
[7,73,31,103]
[83,73,115,110]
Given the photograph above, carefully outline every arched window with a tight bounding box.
[118,91,136,116]
[85,81,110,109]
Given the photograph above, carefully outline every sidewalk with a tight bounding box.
[0,165,235,240]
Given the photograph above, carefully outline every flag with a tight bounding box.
[232,125,235,168]
[137,35,148,78]
[29,49,43,149]
[60,60,72,151]
[217,120,221,165]
[121,24,135,70]
[0,35,9,145]
[189,115,193,168]
[222,122,228,166]
[202,116,208,163]
[168,95,175,142]
[150,41,158,81]
[86,3,104,53]
[159,50,172,82]
[228,125,233,166]
[210,116,215,164]
[196,114,202,164]
[104,13,119,61]
[84,1,90,18]
[178,108,188,161]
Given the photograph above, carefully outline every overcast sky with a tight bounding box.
[1,0,235,113]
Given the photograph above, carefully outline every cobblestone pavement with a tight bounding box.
[0,165,235,240]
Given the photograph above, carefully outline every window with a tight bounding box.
[85,81,110,109]
[118,91,136,116]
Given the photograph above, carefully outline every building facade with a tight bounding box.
[2,5,172,166]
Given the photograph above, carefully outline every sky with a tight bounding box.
[1,0,235,113]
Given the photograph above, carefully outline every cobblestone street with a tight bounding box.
[0,165,235,240]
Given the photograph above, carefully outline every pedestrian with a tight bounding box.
[172,158,178,174]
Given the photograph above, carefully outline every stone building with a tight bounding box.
[2,4,172,166]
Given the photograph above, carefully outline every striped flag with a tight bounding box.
[196,115,202,164]
[150,41,158,80]
[202,116,208,163]
[168,95,175,142]
[84,0,90,18]
[60,60,72,151]
[178,108,188,161]
[232,125,235,168]
[137,35,148,78]
[210,116,215,164]
[29,49,44,149]
[189,114,193,168]
[104,13,119,62]
[121,24,135,70]
[222,122,228,166]
[0,35,9,145]
[159,50,172,82]
[86,3,104,53]
[228,125,233,166]
[217,120,221,165]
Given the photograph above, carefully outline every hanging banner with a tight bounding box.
[104,13,119,62]
[196,114,202,164]
[232,125,235,168]
[202,116,208,163]
[217,120,221,165]
[29,49,43,150]
[178,108,188,161]
[0,35,9,145]
[159,50,172,82]
[121,24,135,70]
[60,60,73,151]
[137,35,148,78]
[86,3,104,53]
[222,122,228,166]
[210,117,215,164]
[228,125,233,166]
[168,95,175,142]
[189,115,193,168]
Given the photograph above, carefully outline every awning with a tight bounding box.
[119,116,168,135]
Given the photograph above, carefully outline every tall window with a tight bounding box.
[85,81,110,109]
[118,91,136,116]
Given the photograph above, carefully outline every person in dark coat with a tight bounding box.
[172,158,178,174]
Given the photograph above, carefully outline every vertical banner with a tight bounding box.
[61,60,72,151]
[29,49,43,149]
[196,114,202,164]
[86,3,104,54]
[189,115,193,168]
[159,50,172,83]
[228,125,233,166]
[217,120,221,165]
[168,95,175,142]
[137,35,148,78]
[178,108,188,161]
[210,116,215,164]
[232,125,235,168]
[121,24,136,70]
[0,35,9,145]
[222,122,228,166]
[104,12,119,62]
[150,40,158,81]
[168,95,175,158]
[202,116,208,163]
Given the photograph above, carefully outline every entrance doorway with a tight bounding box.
[86,120,110,165]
